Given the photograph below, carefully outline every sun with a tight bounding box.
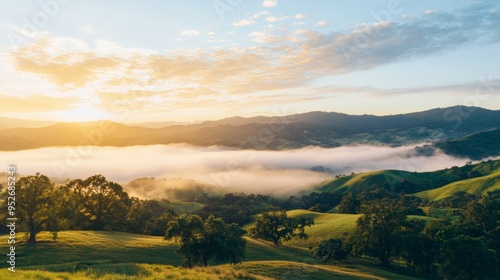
[55,105,110,122]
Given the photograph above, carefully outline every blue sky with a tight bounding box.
[0,0,499,122]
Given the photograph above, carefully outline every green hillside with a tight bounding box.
[436,128,500,160]
[285,210,361,248]
[416,170,500,201]
[0,231,421,279]
[283,210,434,248]
[0,264,271,280]
[317,159,500,195]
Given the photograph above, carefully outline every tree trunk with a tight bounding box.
[29,228,36,243]
[28,216,36,243]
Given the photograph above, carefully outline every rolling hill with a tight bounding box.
[317,159,500,196]
[433,128,500,160]
[1,106,499,151]
[416,170,500,201]
[0,231,421,280]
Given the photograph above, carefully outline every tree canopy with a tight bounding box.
[165,214,246,267]
[249,209,314,245]
[16,173,54,243]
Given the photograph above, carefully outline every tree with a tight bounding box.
[16,173,54,243]
[350,200,407,267]
[64,175,131,230]
[165,214,204,268]
[311,238,350,263]
[202,216,246,266]
[165,214,246,267]
[338,193,360,214]
[401,220,437,278]
[438,236,498,279]
[249,209,314,245]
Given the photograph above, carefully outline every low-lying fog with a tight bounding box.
[0,145,477,197]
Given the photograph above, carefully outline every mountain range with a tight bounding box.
[0,106,499,157]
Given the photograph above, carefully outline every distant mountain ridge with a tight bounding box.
[0,117,56,129]
[0,106,499,152]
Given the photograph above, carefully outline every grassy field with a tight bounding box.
[0,230,423,279]
[0,231,314,267]
[0,263,272,280]
[284,210,360,248]
[0,261,422,280]
[416,170,500,201]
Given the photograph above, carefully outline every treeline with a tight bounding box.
[0,172,426,244]
[0,173,178,242]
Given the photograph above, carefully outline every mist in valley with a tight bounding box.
[0,144,480,199]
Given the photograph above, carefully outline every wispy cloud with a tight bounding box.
[262,0,278,8]
[6,1,500,114]
[181,29,201,36]
[315,21,330,27]
[252,11,270,19]
[232,19,255,27]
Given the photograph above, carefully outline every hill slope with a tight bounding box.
[416,170,500,201]
[434,128,500,160]
[317,159,500,195]
[0,231,420,279]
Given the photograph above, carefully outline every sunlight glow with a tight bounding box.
[54,105,110,122]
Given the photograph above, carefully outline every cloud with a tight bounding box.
[233,19,255,27]
[8,1,500,108]
[252,11,270,19]
[266,16,288,22]
[262,0,277,8]
[0,94,79,112]
[0,144,481,198]
[181,29,201,36]
[315,21,330,27]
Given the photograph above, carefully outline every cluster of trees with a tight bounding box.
[0,173,180,243]
[338,185,424,216]
[195,192,342,227]
[165,214,246,267]
[249,208,314,245]
[312,192,500,279]
[195,193,273,226]
[166,208,315,267]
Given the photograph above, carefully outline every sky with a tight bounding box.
[0,0,499,122]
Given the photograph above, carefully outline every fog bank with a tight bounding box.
[0,144,479,197]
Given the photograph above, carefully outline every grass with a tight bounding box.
[285,210,360,248]
[228,260,422,280]
[1,231,181,267]
[0,230,312,267]
[0,261,423,280]
[0,263,271,280]
[0,230,424,279]
[317,159,500,195]
[283,210,433,248]
[416,170,500,201]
